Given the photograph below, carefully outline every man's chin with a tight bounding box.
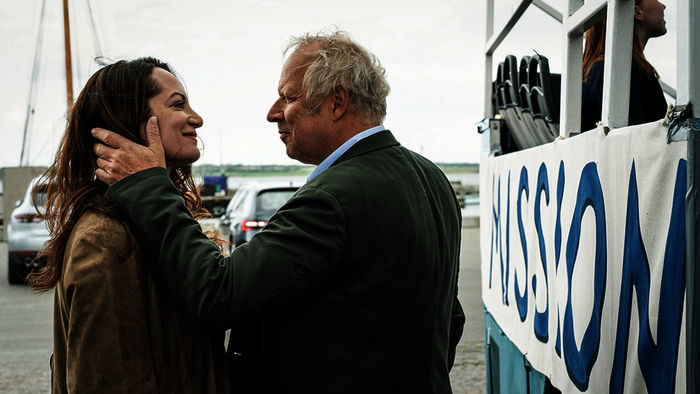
[285,145,297,160]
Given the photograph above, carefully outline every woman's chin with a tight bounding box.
[166,153,200,173]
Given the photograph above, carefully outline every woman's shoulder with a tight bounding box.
[586,61,605,81]
[68,211,134,251]
[61,211,143,285]
[631,59,658,82]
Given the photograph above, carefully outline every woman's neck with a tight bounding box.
[635,24,650,51]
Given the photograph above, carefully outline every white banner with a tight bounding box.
[480,120,687,393]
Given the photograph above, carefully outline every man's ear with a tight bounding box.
[331,85,350,121]
[634,4,644,21]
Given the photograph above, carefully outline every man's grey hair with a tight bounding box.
[284,30,390,124]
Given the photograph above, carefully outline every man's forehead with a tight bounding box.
[285,49,316,73]
[278,53,313,90]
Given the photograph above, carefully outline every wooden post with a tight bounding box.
[62,0,73,111]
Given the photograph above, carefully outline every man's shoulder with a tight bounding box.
[309,142,447,192]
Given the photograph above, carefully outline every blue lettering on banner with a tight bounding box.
[484,157,685,393]
[534,163,549,343]
[515,167,529,321]
[503,172,511,305]
[562,162,607,392]
[489,172,511,306]
[609,159,686,394]
[555,161,565,357]
[489,174,498,289]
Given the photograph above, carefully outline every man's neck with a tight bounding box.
[331,119,379,153]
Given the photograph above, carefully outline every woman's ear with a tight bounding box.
[634,4,644,22]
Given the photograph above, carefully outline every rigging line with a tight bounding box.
[20,0,48,166]
[72,0,82,89]
[30,117,63,167]
[86,0,108,65]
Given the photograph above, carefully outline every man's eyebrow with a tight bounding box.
[169,92,186,100]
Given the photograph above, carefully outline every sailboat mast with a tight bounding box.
[62,0,73,111]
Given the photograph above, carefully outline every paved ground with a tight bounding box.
[0,226,485,393]
[0,242,52,394]
[449,226,487,393]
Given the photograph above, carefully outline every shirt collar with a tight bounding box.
[307,125,385,181]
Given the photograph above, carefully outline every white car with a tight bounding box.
[7,177,50,284]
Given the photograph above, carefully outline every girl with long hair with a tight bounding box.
[581,0,668,132]
[30,57,230,393]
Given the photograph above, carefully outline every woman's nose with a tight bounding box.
[189,110,204,127]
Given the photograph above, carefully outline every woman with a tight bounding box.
[581,0,668,132]
[30,57,230,393]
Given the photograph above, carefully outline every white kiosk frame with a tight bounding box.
[482,0,699,391]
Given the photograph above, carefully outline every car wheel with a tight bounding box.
[8,259,27,285]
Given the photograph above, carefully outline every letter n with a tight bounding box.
[609,159,686,393]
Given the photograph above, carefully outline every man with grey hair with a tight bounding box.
[92,30,464,393]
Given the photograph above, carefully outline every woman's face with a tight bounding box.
[147,67,204,171]
[636,0,667,38]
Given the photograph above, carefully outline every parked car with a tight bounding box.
[7,177,50,284]
[218,182,299,250]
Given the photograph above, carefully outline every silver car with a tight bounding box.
[7,177,50,284]
[218,182,299,251]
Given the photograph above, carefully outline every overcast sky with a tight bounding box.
[0,0,678,168]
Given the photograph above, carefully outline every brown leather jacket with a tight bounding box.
[51,211,230,393]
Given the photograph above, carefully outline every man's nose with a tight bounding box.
[267,100,283,123]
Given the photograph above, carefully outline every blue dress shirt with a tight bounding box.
[307,125,385,181]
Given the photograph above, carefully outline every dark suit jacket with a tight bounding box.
[107,130,465,393]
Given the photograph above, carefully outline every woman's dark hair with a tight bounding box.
[29,57,218,291]
[582,5,659,83]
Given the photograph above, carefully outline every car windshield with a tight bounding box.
[256,189,296,213]
[35,191,47,207]
[30,184,48,209]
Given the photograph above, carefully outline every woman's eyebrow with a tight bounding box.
[169,92,186,100]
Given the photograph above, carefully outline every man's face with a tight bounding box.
[266,47,334,165]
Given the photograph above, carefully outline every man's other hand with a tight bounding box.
[92,116,166,185]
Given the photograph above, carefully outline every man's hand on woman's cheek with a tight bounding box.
[91,116,167,185]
